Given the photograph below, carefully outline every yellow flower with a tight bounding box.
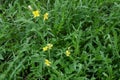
[45,59,51,66]
[43,43,53,51]
[44,13,49,20]
[43,46,48,51]
[47,43,53,49]
[32,10,40,18]
[65,50,70,56]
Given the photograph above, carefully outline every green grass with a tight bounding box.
[0,0,120,80]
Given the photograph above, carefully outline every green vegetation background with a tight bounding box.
[0,0,120,80]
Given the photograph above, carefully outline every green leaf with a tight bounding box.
[0,54,4,60]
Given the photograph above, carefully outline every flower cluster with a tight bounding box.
[65,50,71,56]
[28,5,49,20]
[43,43,53,52]
[45,59,51,66]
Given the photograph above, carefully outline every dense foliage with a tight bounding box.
[0,0,120,80]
